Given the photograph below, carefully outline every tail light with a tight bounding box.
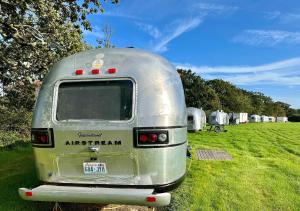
[146,196,156,202]
[31,128,54,148]
[135,129,169,147]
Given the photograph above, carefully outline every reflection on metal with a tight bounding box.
[196,150,232,160]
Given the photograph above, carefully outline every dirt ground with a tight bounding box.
[53,203,156,211]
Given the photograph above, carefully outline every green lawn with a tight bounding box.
[165,122,300,211]
[1,123,300,211]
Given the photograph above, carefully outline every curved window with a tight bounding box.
[56,80,133,121]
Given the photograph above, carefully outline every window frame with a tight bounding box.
[52,78,136,124]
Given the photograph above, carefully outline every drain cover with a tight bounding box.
[196,150,232,160]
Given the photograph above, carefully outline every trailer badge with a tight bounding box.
[92,54,104,69]
[78,132,102,138]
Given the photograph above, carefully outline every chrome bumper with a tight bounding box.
[19,185,171,206]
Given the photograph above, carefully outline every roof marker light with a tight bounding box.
[91,69,100,74]
[75,69,84,75]
[107,68,117,74]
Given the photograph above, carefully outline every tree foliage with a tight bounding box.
[0,0,117,109]
[0,0,118,140]
[178,69,299,119]
[178,69,221,112]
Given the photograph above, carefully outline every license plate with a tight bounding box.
[83,162,107,174]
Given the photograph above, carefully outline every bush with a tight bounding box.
[0,103,32,148]
[0,130,30,148]
[0,106,32,136]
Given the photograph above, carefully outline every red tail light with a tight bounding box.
[136,130,168,146]
[31,129,54,148]
[139,134,148,142]
[25,192,33,197]
[146,196,156,202]
[150,134,158,142]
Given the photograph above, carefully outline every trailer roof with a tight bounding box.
[43,48,177,85]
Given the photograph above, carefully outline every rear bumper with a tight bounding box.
[19,185,171,206]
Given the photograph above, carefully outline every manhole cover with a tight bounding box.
[196,150,232,160]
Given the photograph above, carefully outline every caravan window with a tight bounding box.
[188,116,194,121]
[56,80,133,121]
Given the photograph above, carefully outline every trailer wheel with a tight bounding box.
[214,126,221,133]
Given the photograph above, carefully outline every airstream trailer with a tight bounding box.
[18,48,187,207]
[261,115,269,122]
[277,117,288,122]
[250,114,261,123]
[187,107,206,132]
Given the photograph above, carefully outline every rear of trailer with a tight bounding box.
[18,48,187,207]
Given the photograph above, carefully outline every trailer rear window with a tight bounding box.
[56,80,133,121]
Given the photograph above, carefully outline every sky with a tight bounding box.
[83,0,300,108]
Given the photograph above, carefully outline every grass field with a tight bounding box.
[1,123,300,211]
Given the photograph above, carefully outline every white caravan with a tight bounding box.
[261,115,269,122]
[277,117,288,122]
[268,116,276,122]
[187,107,206,132]
[250,115,261,123]
[229,113,248,124]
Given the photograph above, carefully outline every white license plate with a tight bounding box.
[83,162,107,174]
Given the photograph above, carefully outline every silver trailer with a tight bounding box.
[187,107,206,132]
[277,117,288,122]
[209,110,229,126]
[261,115,269,122]
[249,114,261,123]
[19,48,187,207]
[208,110,229,132]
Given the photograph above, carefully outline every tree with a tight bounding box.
[0,0,118,109]
[177,69,221,112]
[96,23,115,48]
[206,79,253,113]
